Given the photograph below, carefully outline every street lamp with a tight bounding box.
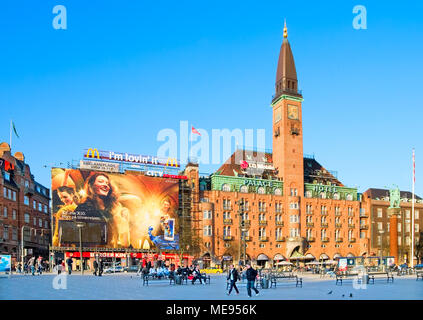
[75,222,86,275]
[21,225,29,273]
[379,230,385,271]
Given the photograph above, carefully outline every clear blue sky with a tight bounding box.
[1,0,422,196]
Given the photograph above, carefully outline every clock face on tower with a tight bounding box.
[287,105,299,120]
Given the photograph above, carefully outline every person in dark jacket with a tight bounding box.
[98,259,104,276]
[66,257,73,275]
[227,264,240,295]
[93,260,98,276]
[147,260,152,271]
[191,266,204,285]
[245,264,259,297]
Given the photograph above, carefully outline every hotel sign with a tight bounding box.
[312,184,338,193]
[79,160,120,173]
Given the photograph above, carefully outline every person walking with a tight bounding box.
[28,256,36,276]
[227,264,240,295]
[245,264,259,297]
[98,259,104,277]
[66,257,73,275]
[93,259,98,276]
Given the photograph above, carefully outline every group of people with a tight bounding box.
[15,256,46,275]
[226,264,260,298]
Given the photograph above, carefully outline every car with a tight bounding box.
[124,265,140,273]
[200,266,223,274]
[104,265,124,273]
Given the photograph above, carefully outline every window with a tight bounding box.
[33,201,37,209]
[38,203,42,211]
[360,231,365,239]
[290,215,299,223]
[259,227,266,237]
[377,236,381,245]
[406,210,410,219]
[346,194,353,201]
[4,172,10,181]
[3,187,7,198]
[8,189,12,199]
[290,202,299,209]
[398,223,401,232]
[24,213,30,223]
[39,218,42,228]
[406,223,410,233]
[223,199,231,210]
[377,208,383,218]
[306,205,313,214]
[274,188,282,196]
[222,184,231,192]
[44,205,48,213]
[3,207,7,218]
[223,211,230,219]
[290,228,299,237]
[305,190,312,198]
[203,226,212,236]
[275,214,282,222]
[275,228,283,239]
[203,210,212,219]
[24,196,29,206]
[12,191,16,201]
[387,222,390,232]
[3,225,9,240]
[240,185,248,193]
[290,188,298,196]
[12,209,16,220]
[24,180,29,188]
[45,221,48,229]
[348,207,354,216]
[320,206,327,214]
[33,217,36,226]
[377,222,383,230]
[416,210,420,219]
[259,213,266,221]
[333,193,340,200]
[12,227,17,241]
[398,236,402,245]
[223,226,231,237]
[257,187,265,194]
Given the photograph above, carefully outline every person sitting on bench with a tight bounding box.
[191,266,205,284]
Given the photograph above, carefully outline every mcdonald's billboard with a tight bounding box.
[51,168,180,250]
[83,148,180,168]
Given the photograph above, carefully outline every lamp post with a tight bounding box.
[379,229,385,271]
[21,225,29,273]
[75,222,86,275]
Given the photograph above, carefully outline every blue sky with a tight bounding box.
[1,0,422,196]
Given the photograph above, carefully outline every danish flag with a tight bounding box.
[191,126,201,136]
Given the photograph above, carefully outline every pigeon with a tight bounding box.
[349,293,353,298]
[342,294,345,297]
[327,291,333,294]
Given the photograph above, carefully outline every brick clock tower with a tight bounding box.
[271,22,305,250]
[272,22,304,198]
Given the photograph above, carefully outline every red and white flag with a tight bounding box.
[191,126,201,136]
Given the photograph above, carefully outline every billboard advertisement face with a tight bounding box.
[51,168,179,250]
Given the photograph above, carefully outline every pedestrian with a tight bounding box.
[98,259,104,277]
[245,263,259,297]
[93,259,98,276]
[27,256,36,276]
[66,257,73,275]
[57,260,62,275]
[147,260,152,271]
[227,264,240,295]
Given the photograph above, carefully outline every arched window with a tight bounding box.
[320,192,326,199]
[346,194,353,201]
[274,188,282,196]
[222,184,231,192]
[333,193,340,200]
[305,190,312,198]
[240,185,248,193]
[257,187,265,194]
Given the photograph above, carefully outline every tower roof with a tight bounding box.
[274,21,301,100]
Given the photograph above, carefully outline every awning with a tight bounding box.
[274,254,285,261]
[319,254,329,260]
[290,251,305,260]
[276,261,293,266]
[257,254,269,261]
[304,253,315,260]
[333,253,342,259]
[324,260,337,265]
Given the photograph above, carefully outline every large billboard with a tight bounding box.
[51,168,179,250]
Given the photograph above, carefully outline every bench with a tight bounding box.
[367,272,394,284]
[335,274,359,285]
[416,271,423,281]
[142,274,173,286]
[270,275,302,288]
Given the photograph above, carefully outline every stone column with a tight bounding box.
[388,208,400,264]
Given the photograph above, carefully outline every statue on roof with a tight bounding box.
[389,186,401,209]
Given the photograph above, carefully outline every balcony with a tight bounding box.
[322,237,329,242]
[335,212,342,216]
[223,235,233,241]
[242,236,251,242]
[360,225,369,230]
[307,237,316,242]
[348,224,355,229]
[306,211,313,215]
[275,237,286,242]
[349,238,356,243]
[321,211,328,216]
[259,236,269,242]
[336,238,343,243]
[335,223,342,228]
[223,219,233,225]
[259,220,267,226]
[321,223,328,228]
[275,221,284,227]
[241,220,251,227]
[306,222,314,228]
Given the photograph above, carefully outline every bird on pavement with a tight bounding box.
[349,293,353,298]
[327,291,333,294]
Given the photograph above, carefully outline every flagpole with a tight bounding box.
[189,126,192,163]
[411,148,415,267]
[10,120,12,150]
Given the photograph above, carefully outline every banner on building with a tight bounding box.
[338,258,348,272]
[51,168,180,250]
[0,255,11,272]
[79,160,120,173]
